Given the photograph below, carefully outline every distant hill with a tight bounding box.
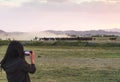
[0,29,120,40]
[46,30,120,37]
[105,28,120,32]
[0,30,6,34]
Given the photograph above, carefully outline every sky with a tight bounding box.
[0,0,120,32]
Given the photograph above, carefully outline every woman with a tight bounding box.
[0,41,36,82]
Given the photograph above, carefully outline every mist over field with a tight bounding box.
[0,30,69,40]
[1,28,120,41]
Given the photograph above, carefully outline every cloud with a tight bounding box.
[0,0,120,8]
[47,0,69,3]
[45,0,120,4]
[70,0,120,4]
[18,0,120,14]
[1,0,120,14]
[0,0,120,32]
[0,0,32,7]
[105,0,120,3]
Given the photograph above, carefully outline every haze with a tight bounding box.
[0,0,120,32]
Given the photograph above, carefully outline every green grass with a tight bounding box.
[1,46,120,82]
[32,68,120,82]
[24,46,120,58]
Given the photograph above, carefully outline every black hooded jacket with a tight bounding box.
[2,57,36,82]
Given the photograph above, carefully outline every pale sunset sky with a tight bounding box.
[0,0,120,32]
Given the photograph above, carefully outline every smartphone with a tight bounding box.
[24,50,32,56]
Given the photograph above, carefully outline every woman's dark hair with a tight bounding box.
[0,41,25,67]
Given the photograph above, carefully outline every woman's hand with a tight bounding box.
[30,51,35,64]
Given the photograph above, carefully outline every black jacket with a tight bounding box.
[2,57,36,82]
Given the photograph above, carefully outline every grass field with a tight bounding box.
[1,45,120,82]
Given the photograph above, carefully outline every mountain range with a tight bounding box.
[45,29,120,36]
[0,28,120,40]
[104,28,120,32]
